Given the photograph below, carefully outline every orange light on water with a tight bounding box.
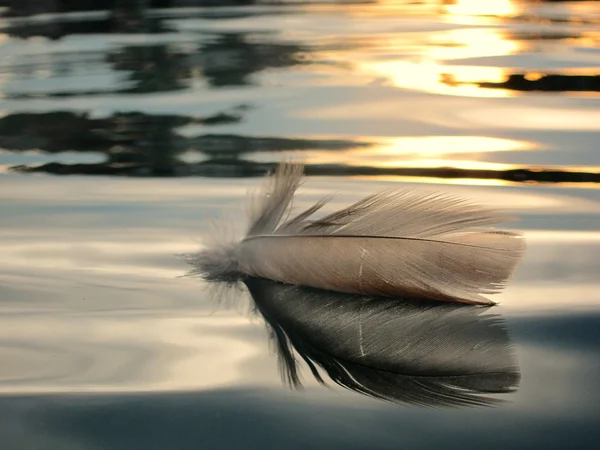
[354,135,529,157]
[442,0,520,18]
[358,24,528,97]
[362,60,513,97]
[283,136,534,171]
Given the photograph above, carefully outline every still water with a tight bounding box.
[1,1,600,449]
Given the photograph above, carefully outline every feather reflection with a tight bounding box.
[244,278,520,408]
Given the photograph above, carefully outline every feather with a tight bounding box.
[244,277,520,407]
[187,161,525,305]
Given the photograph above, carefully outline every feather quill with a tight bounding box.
[244,277,520,407]
[188,162,525,305]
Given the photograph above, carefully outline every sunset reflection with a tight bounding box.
[355,175,515,187]
[429,28,520,61]
[359,159,515,171]
[441,0,520,18]
[284,135,531,170]
[345,0,600,98]
[365,60,513,97]
[0,2,599,444]
[356,18,525,97]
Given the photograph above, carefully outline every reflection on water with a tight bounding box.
[1,2,599,447]
[357,21,600,97]
[0,36,304,98]
[0,311,598,449]
[442,0,519,18]
[245,278,519,407]
[2,109,599,182]
[0,0,598,184]
[1,170,600,446]
[476,73,600,93]
[1,10,171,40]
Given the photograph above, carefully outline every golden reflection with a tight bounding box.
[342,0,533,97]
[285,135,532,170]
[358,135,529,156]
[365,160,600,173]
[356,23,529,97]
[566,32,600,48]
[355,175,600,189]
[442,0,519,18]
[353,175,517,187]
[524,72,544,81]
[363,159,515,171]
[368,0,521,19]
[365,60,513,98]
[252,130,600,189]
[309,0,595,99]
[429,28,521,61]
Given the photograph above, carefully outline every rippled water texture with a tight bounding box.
[1,1,599,449]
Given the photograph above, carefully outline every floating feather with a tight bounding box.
[187,162,525,305]
[244,277,520,407]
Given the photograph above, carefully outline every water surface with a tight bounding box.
[1,1,599,449]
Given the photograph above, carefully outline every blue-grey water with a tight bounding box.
[1,1,600,449]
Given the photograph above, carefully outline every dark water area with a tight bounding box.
[2,312,600,449]
[1,1,600,449]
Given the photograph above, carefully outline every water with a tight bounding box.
[1,1,600,448]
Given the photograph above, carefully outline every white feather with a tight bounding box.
[187,162,525,305]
